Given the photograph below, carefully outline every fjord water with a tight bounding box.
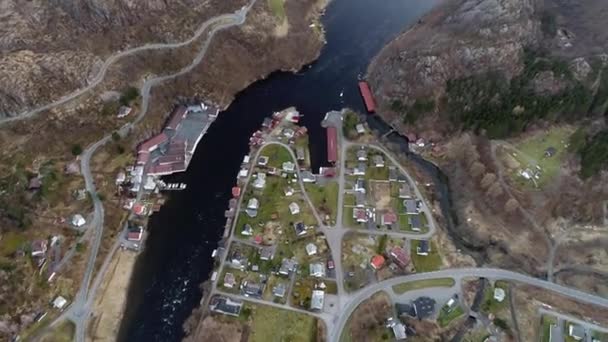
[120,0,438,340]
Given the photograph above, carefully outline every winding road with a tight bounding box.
[0,2,250,125]
[28,2,257,341]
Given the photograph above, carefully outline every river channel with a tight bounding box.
[120,0,439,340]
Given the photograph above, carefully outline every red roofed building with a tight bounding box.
[358,81,376,113]
[232,186,241,198]
[370,255,385,270]
[127,227,143,241]
[254,235,263,244]
[320,167,336,178]
[381,211,397,226]
[148,162,186,176]
[136,152,150,165]
[327,126,338,163]
[166,106,188,131]
[157,154,185,165]
[138,133,168,153]
[390,246,410,268]
[133,203,146,216]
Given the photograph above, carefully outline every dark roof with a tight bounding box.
[419,240,429,252]
[396,303,416,317]
[413,296,435,319]
[409,215,422,229]
[213,297,241,315]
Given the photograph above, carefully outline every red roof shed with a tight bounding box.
[358,81,377,113]
[139,133,168,153]
[232,186,241,198]
[166,106,187,130]
[327,126,338,163]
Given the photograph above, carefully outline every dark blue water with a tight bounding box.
[120,0,438,340]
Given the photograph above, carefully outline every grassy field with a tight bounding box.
[304,182,339,222]
[237,174,317,239]
[366,165,389,181]
[39,320,75,342]
[540,315,558,342]
[438,305,465,327]
[411,240,443,272]
[343,207,359,228]
[481,281,508,314]
[508,126,573,188]
[392,278,455,294]
[259,144,292,168]
[0,231,27,256]
[267,0,286,21]
[248,303,318,342]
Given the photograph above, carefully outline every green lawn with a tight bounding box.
[343,194,355,206]
[366,166,389,181]
[392,278,455,294]
[248,303,318,342]
[411,240,443,272]
[237,175,317,238]
[438,305,465,327]
[592,331,608,341]
[304,182,339,222]
[259,144,292,168]
[267,0,286,20]
[0,231,27,256]
[480,282,508,314]
[509,126,574,188]
[343,207,359,228]
[540,315,557,342]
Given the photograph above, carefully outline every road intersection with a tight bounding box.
[207,112,608,342]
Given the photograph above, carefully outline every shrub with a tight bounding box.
[71,144,83,156]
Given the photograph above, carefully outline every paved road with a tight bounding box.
[331,268,608,341]
[33,3,257,341]
[0,3,250,124]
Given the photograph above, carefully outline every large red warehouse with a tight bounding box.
[358,81,376,113]
[327,126,338,163]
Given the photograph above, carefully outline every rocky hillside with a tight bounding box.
[367,0,608,137]
[0,0,247,118]
[366,0,608,279]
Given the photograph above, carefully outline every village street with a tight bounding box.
[208,112,608,342]
[32,3,257,341]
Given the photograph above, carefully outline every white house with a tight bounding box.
[311,290,325,311]
[71,214,86,227]
[306,243,317,256]
[52,296,68,310]
[493,288,506,302]
[282,161,295,173]
[289,202,300,215]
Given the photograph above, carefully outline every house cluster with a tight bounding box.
[368,245,412,273]
[249,109,303,147]
[220,235,333,313]
[547,320,598,342]
[390,296,438,340]
[348,146,427,232]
